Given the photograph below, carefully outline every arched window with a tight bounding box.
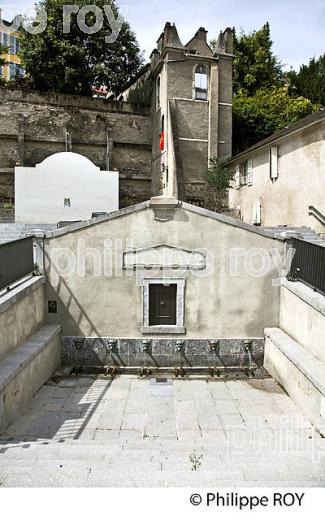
[157,76,161,109]
[195,65,208,100]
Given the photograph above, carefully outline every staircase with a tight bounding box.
[262,226,325,246]
[0,223,56,244]
[0,433,324,487]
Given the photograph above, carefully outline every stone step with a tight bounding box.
[264,327,325,436]
[0,325,61,433]
[0,441,320,462]
[0,461,324,487]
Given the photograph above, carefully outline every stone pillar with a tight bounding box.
[106,128,113,171]
[65,128,72,152]
[208,61,219,161]
[17,117,25,165]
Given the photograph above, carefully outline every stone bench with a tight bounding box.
[264,327,325,436]
[0,324,61,433]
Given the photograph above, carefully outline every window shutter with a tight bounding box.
[270,146,279,179]
[256,200,261,224]
[247,158,253,186]
[252,201,261,225]
[235,165,240,189]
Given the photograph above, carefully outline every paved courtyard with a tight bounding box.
[0,375,325,487]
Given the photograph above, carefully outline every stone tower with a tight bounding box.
[119,22,234,209]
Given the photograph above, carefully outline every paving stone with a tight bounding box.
[2,375,324,487]
[121,413,146,431]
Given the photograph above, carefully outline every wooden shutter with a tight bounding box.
[252,201,261,225]
[235,165,240,189]
[247,158,253,186]
[270,146,279,179]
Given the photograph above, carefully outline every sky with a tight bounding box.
[5,0,325,70]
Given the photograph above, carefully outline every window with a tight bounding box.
[240,159,253,186]
[156,76,161,109]
[195,65,208,100]
[9,62,15,79]
[8,62,24,79]
[141,278,186,334]
[10,36,15,54]
[240,161,248,185]
[149,284,177,326]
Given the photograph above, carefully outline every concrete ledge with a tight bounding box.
[265,327,325,395]
[264,327,325,435]
[281,279,325,317]
[0,324,61,433]
[0,276,46,314]
[140,326,186,335]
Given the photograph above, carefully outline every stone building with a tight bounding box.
[120,23,233,206]
[0,16,24,81]
[0,22,233,216]
[228,109,325,232]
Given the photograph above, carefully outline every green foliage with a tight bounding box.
[229,22,319,152]
[287,54,325,107]
[233,86,318,153]
[189,451,203,471]
[204,157,234,212]
[233,22,283,96]
[19,0,144,96]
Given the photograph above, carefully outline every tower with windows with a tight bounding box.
[120,22,234,210]
[150,23,234,207]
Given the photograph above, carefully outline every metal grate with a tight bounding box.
[0,237,34,291]
[288,238,325,296]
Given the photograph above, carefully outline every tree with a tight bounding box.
[204,158,234,212]
[227,22,319,152]
[287,54,325,107]
[19,0,144,96]
[233,22,283,96]
[233,86,318,153]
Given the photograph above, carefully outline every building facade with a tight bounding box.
[228,110,325,233]
[0,18,23,81]
[44,200,283,342]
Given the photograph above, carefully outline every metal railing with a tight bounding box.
[309,206,325,227]
[0,237,34,291]
[288,238,325,296]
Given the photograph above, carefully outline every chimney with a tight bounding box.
[163,22,183,49]
[195,27,208,42]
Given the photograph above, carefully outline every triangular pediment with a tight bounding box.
[123,244,206,270]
